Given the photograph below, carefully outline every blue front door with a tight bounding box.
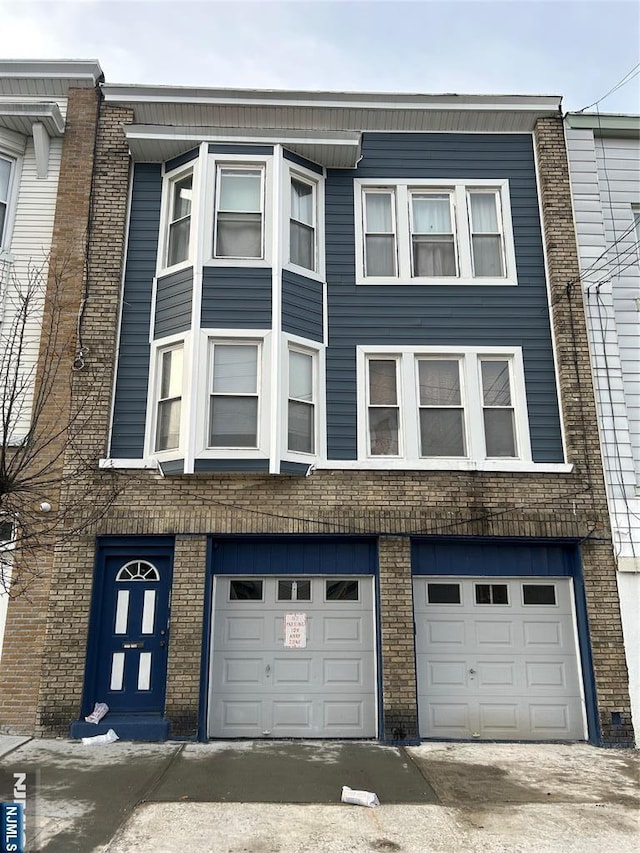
[93,553,172,714]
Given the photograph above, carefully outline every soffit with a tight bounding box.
[0,102,65,136]
[0,61,103,98]
[125,125,362,167]
[103,86,562,135]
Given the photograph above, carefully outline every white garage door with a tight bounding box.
[414,576,586,740]
[208,576,377,738]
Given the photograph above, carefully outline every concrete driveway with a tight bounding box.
[0,737,637,852]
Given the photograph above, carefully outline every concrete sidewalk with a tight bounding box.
[0,737,638,852]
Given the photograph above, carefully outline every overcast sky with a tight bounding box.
[1,0,639,113]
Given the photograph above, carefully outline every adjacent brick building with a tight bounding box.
[0,79,634,746]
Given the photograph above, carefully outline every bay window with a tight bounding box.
[155,345,183,452]
[214,167,264,259]
[165,172,192,267]
[290,177,315,271]
[287,348,315,453]
[355,179,516,284]
[209,342,260,447]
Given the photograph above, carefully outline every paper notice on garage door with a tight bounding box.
[284,613,307,648]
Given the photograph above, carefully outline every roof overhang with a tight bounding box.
[103,85,562,137]
[0,102,65,136]
[0,60,103,97]
[125,125,362,168]
[565,112,640,138]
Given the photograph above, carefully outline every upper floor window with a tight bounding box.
[288,347,316,454]
[359,347,530,465]
[0,155,14,247]
[290,176,316,271]
[355,179,516,285]
[166,173,192,267]
[209,342,260,447]
[214,167,264,260]
[155,345,183,452]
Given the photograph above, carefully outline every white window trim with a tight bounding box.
[354,178,517,286]
[284,162,325,282]
[195,328,272,460]
[205,153,273,268]
[356,345,534,469]
[144,333,190,462]
[157,159,199,275]
[0,148,22,252]
[281,334,326,463]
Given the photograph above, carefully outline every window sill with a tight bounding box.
[283,261,325,283]
[319,459,572,473]
[355,275,517,286]
[205,257,271,269]
[158,260,194,276]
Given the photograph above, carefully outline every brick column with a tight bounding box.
[165,536,208,737]
[378,535,418,742]
[535,116,634,746]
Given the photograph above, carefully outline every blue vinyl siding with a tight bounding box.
[201,267,272,328]
[324,132,564,463]
[155,268,193,338]
[110,163,161,458]
[194,459,270,473]
[284,149,323,175]
[282,270,323,342]
[411,538,576,576]
[210,536,377,575]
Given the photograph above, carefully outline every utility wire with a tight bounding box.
[575,63,640,113]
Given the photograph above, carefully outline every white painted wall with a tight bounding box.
[566,123,640,740]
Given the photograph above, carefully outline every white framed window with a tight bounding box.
[287,347,316,454]
[354,179,516,285]
[154,344,184,452]
[366,356,401,456]
[358,346,531,467]
[208,341,261,448]
[290,176,315,271]
[0,155,15,248]
[213,166,264,260]
[363,189,397,277]
[632,204,640,261]
[417,357,466,456]
[165,172,193,268]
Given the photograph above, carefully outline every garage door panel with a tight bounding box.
[222,657,264,686]
[476,660,516,688]
[323,657,364,686]
[414,576,586,741]
[272,700,313,729]
[223,616,264,643]
[475,621,513,646]
[272,657,312,685]
[323,700,364,730]
[220,700,262,728]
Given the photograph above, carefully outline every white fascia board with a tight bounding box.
[125,124,361,146]
[0,60,103,87]
[103,84,561,113]
[0,103,65,136]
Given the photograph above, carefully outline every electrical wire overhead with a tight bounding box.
[575,62,640,113]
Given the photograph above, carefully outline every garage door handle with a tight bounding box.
[469,668,476,675]
[265,665,271,675]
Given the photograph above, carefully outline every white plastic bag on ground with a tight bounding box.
[341,785,380,807]
[82,728,119,746]
[85,702,109,724]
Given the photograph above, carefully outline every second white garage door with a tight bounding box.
[414,576,586,741]
[208,576,376,738]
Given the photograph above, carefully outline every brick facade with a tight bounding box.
[0,105,633,746]
[0,87,101,732]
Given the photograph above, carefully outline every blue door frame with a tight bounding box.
[81,537,174,718]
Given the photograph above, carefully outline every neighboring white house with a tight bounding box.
[565,112,640,736]
[0,60,103,661]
